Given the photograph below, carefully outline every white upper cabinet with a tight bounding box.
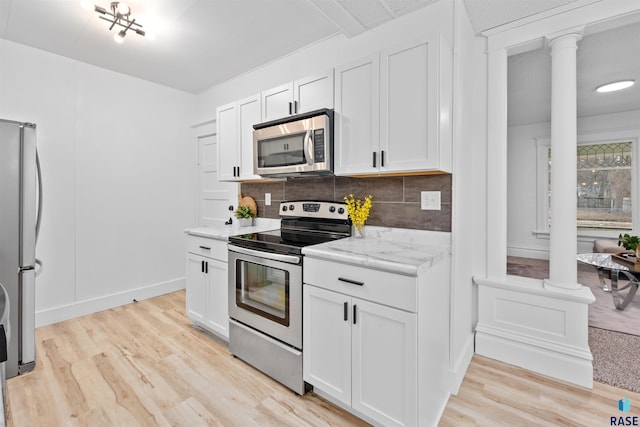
[216,102,238,181]
[334,54,380,175]
[262,82,293,122]
[216,94,262,182]
[237,96,261,180]
[335,34,452,175]
[261,70,334,122]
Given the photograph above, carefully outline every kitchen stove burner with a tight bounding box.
[229,200,351,255]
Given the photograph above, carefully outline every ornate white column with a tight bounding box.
[544,29,584,290]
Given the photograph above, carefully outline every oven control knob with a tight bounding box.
[282,206,287,211]
[289,204,295,211]
[329,206,336,213]
[338,207,345,214]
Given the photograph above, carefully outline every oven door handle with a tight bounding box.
[228,245,302,265]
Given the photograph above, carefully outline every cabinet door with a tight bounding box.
[237,94,262,180]
[294,70,334,114]
[352,299,417,427]
[186,253,207,325]
[334,54,380,175]
[380,36,440,173]
[205,258,229,339]
[216,102,239,181]
[303,285,352,405]
[262,82,294,122]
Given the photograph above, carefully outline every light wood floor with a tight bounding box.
[7,291,640,426]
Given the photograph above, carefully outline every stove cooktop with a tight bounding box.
[229,201,352,255]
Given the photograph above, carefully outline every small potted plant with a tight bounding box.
[618,233,640,258]
[235,205,255,227]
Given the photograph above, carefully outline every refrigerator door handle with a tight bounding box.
[35,148,43,243]
[35,148,43,277]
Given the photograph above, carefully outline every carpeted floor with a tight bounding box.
[507,256,640,393]
[589,327,640,393]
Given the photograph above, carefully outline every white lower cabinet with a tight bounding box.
[303,285,417,427]
[186,236,229,340]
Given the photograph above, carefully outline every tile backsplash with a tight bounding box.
[240,174,452,232]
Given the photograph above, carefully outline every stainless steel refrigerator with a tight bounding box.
[0,119,42,378]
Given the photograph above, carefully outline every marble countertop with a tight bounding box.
[302,226,451,277]
[185,218,280,241]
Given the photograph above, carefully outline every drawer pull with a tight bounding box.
[199,245,211,251]
[338,277,364,286]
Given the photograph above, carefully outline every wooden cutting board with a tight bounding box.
[238,192,257,217]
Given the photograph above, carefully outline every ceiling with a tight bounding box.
[508,20,640,126]
[1,0,638,124]
[1,0,592,94]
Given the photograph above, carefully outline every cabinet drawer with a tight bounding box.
[304,258,417,312]
[186,235,227,261]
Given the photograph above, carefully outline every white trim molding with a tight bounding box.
[474,275,595,388]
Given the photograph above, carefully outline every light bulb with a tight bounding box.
[117,2,130,15]
[145,31,156,41]
[114,31,126,43]
[596,80,635,93]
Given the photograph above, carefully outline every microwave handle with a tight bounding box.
[304,130,313,165]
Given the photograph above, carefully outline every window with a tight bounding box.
[576,142,631,231]
[536,133,638,235]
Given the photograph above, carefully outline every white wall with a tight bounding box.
[507,110,640,259]
[0,39,196,326]
[449,0,487,392]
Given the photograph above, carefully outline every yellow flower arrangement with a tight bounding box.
[343,194,373,237]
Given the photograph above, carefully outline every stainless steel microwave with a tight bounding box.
[253,109,333,177]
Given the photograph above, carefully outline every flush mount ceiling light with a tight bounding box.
[595,80,635,93]
[81,1,153,43]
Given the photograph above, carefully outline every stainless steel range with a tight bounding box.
[228,200,351,394]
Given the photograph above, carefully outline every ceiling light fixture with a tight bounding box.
[82,1,149,43]
[596,80,635,93]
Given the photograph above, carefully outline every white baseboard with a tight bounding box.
[35,278,185,327]
[475,325,593,388]
[507,245,550,260]
[448,333,474,395]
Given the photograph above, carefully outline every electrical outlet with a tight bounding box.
[421,191,441,210]
[265,193,271,206]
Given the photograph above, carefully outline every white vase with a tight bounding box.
[238,218,253,227]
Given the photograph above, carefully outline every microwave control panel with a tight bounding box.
[313,129,325,163]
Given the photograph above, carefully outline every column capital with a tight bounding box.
[545,25,585,47]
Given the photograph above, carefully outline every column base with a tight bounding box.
[543,278,582,290]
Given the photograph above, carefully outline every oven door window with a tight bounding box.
[257,133,307,168]
[235,260,289,326]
